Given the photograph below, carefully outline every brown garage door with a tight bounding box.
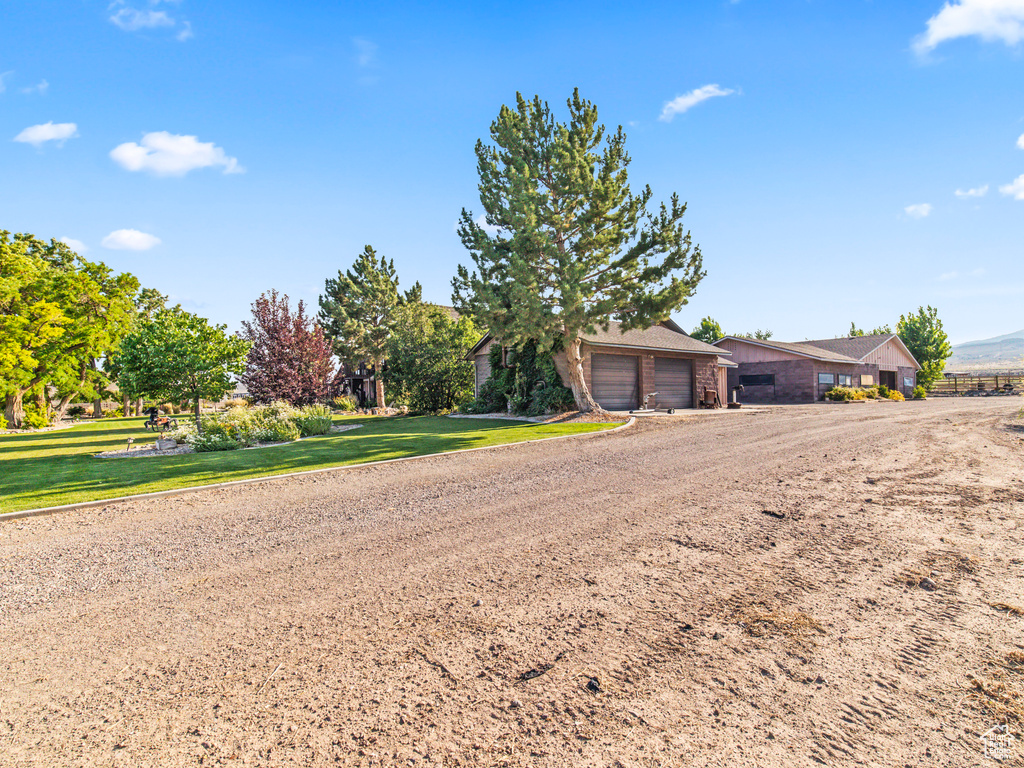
[654,357,693,409]
[591,353,638,411]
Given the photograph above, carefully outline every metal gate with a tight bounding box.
[591,354,639,411]
[654,357,693,409]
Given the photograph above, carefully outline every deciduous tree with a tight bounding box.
[453,90,704,412]
[691,316,723,344]
[897,306,951,390]
[240,290,336,405]
[384,304,479,412]
[114,308,250,430]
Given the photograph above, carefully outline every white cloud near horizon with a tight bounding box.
[110,131,243,176]
[913,0,1024,54]
[60,237,88,253]
[1018,132,1024,149]
[955,184,989,197]
[13,122,78,147]
[905,203,933,218]
[102,229,161,251]
[1000,174,1024,199]
[659,84,735,122]
[110,7,174,31]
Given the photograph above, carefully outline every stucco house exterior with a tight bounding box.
[712,333,920,404]
[468,320,731,411]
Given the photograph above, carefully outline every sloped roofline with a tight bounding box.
[863,334,922,371]
[712,336,859,363]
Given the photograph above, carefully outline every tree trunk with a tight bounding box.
[122,394,130,416]
[563,334,603,413]
[375,360,386,409]
[135,397,144,417]
[194,398,203,433]
[53,392,76,422]
[4,392,25,429]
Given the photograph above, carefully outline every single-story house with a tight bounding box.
[712,333,920,404]
[467,320,732,411]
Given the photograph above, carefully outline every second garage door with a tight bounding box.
[591,353,638,411]
[654,357,693,409]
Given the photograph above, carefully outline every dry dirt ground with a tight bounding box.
[2,398,1024,768]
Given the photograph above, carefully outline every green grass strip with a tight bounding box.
[0,414,614,514]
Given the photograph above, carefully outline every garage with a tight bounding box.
[591,353,639,411]
[654,357,693,409]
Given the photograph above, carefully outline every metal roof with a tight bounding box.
[713,336,858,363]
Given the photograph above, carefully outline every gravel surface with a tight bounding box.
[1,398,1023,766]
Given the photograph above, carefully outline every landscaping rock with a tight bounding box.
[919,577,937,591]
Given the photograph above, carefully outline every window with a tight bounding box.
[904,377,914,388]
[838,374,852,387]
[818,373,835,385]
[739,374,775,387]
[860,374,874,386]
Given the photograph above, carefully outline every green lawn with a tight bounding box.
[0,414,615,514]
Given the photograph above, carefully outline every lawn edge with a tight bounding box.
[0,417,635,522]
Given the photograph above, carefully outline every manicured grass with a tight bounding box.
[0,414,615,514]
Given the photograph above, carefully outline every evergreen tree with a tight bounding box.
[452,90,704,412]
[319,246,406,408]
[897,306,951,390]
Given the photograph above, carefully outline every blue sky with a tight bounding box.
[3,0,1023,345]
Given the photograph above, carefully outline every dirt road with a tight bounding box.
[2,399,1023,767]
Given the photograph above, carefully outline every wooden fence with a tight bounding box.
[931,371,1024,395]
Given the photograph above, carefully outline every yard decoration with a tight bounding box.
[453,90,705,413]
[113,308,250,432]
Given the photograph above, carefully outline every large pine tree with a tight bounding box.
[452,90,705,412]
[319,246,415,408]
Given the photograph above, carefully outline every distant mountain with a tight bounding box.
[947,330,1024,371]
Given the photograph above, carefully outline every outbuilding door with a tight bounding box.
[654,357,693,409]
[591,354,639,411]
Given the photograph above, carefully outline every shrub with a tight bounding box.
[877,384,891,398]
[191,431,241,452]
[68,405,87,418]
[861,386,880,399]
[293,403,332,436]
[333,395,358,412]
[159,403,174,414]
[912,385,927,399]
[364,398,378,409]
[825,386,856,402]
[0,415,7,430]
[888,390,905,401]
[23,410,51,428]
[223,398,248,409]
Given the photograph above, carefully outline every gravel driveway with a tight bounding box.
[2,398,1023,767]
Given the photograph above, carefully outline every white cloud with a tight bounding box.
[60,237,88,253]
[110,131,243,176]
[101,229,161,251]
[955,184,988,197]
[13,122,79,147]
[659,84,736,122]
[110,7,175,31]
[475,214,500,236]
[353,38,378,68]
[1018,132,1024,149]
[0,71,12,93]
[913,0,1024,54]
[904,203,933,218]
[938,270,959,280]
[21,79,48,95]
[999,174,1024,199]
[176,21,193,41]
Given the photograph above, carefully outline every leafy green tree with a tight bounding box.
[871,324,892,335]
[452,90,704,412]
[319,246,418,409]
[738,329,773,340]
[0,231,139,427]
[848,322,864,337]
[384,304,479,412]
[691,316,723,344]
[103,287,169,418]
[114,308,250,430]
[897,305,951,390]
